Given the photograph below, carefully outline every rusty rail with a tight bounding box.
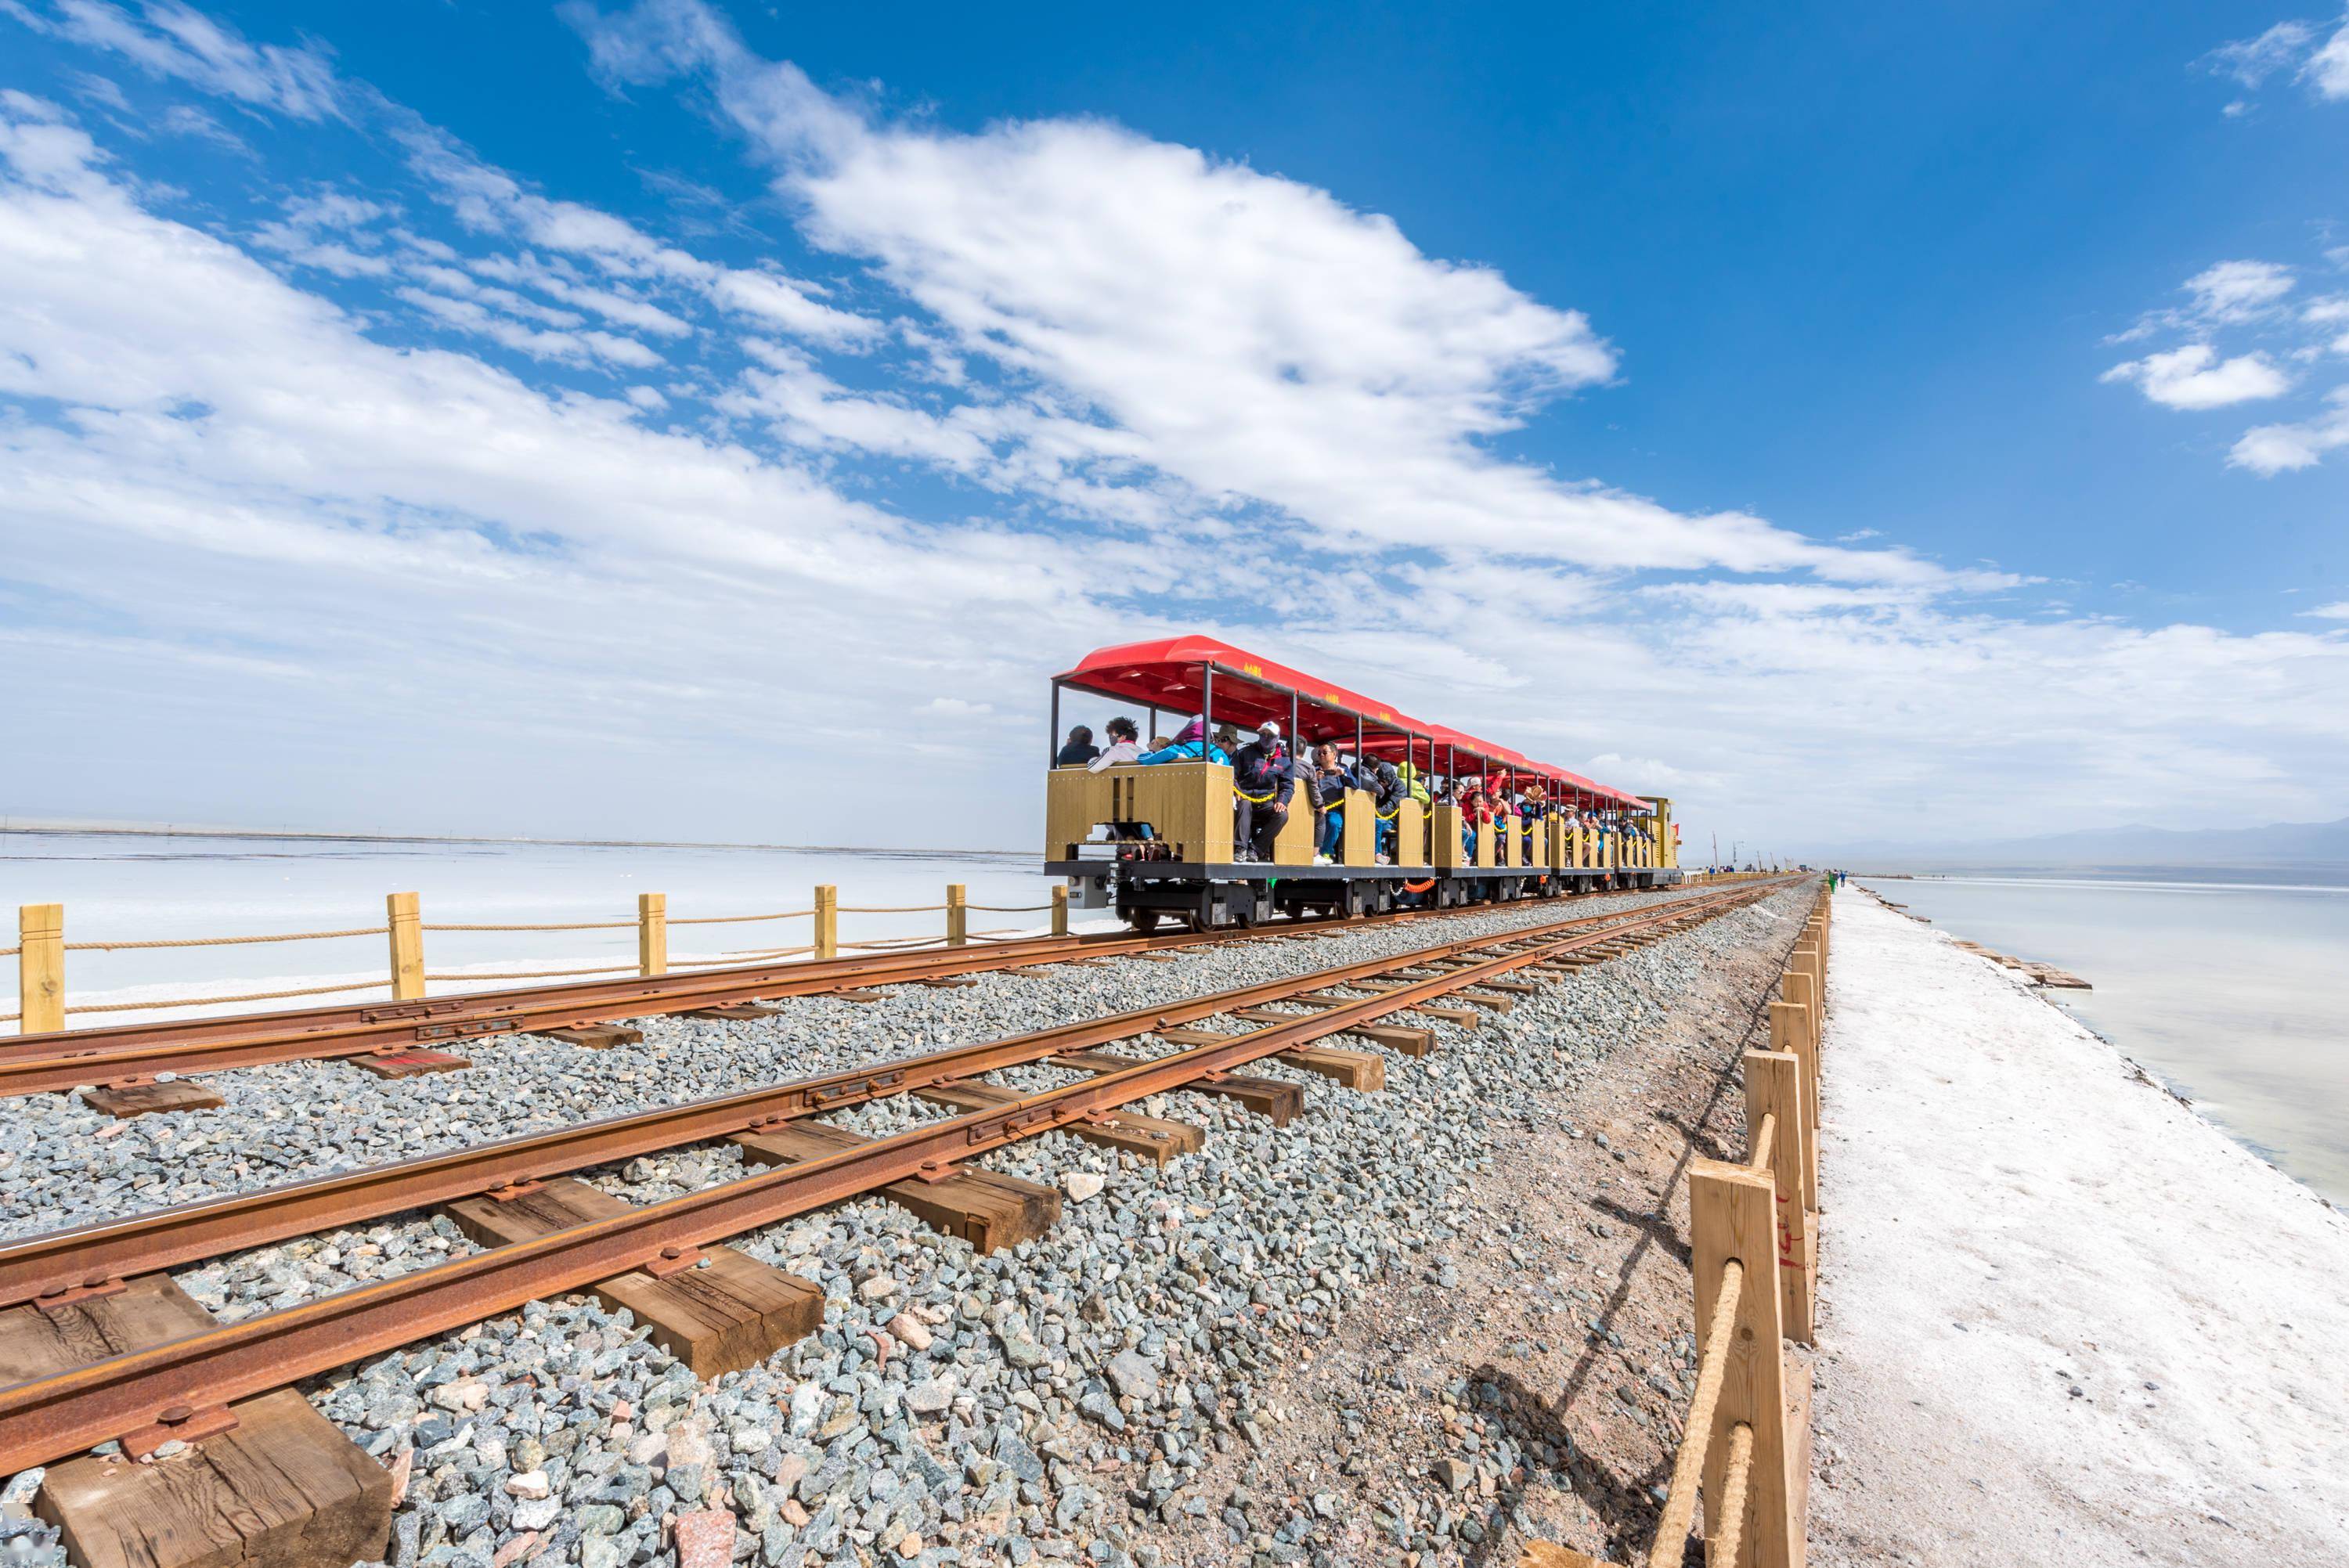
[0,881,1790,1472]
[0,889,1765,1308]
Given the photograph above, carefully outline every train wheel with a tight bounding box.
[1128,908,1163,935]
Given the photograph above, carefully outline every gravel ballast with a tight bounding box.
[0,882,1806,1568]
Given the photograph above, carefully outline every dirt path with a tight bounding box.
[1128,905,1802,1567]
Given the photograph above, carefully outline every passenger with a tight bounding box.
[1055,725,1099,766]
[1520,783,1548,860]
[1457,784,1489,860]
[1309,744,1355,862]
[1357,755,1405,863]
[1395,760,1432,808]
[1214,724,1243,760]
[1087,716,1142,772]
[1135,717,1231,766]
[1229,723,1294,861]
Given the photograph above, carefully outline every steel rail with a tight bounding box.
[0,886,1772,1309]
[0,884,1694,1097]
[0,881,1791,1471]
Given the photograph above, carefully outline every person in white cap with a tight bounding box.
[1229,721,1292,861]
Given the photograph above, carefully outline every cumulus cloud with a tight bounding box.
[2230,388,2349,472]
[2102,343,2292,409]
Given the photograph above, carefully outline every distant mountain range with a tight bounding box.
[1834,815,2349,870]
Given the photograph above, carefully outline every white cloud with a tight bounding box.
[567,1,1991,591]
[2303,19,2349,97]
[9,0,341,118]
[2206,20,2317,87]
[2230,388,2349,472]
[2185,258,2295,322]
[2102,343,2292,409]
[2302,600,2349,618]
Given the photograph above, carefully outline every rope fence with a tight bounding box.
[9,879,1073,1033]
[1522,880,1830,1568]
[62,925,386,951]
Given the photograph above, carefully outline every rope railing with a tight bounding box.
[420,920,634,933]
[9,879,1073,1031]
[63,925,386,951]
[666,910,811,926]
[1523,879,1831,1568]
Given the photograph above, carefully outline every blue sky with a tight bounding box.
[1,0,2345,852]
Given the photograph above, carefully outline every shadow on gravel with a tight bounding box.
[1450,903,1802,1568]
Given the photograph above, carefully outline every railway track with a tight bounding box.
[0,878,1792,1476]
[0,883,1701,1099]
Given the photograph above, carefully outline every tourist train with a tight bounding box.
[1045,636,1680,930]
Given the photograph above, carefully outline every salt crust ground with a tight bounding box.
[1810,889,2349,1567]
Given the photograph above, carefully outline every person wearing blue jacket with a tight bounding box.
[1135,716,1230,766]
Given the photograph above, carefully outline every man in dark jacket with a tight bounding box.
[1229,723,1293,861]
[1055,726,1099,766]
[1355,756,1403,862]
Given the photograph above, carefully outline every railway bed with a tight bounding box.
[0,879,1804,1568]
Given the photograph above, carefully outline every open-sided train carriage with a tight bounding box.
[1045,636,1680,931]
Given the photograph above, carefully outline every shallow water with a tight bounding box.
[0,831,1064,1029]
[1853,869,2349,1206]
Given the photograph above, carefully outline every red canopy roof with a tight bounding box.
[1059,635,1654,809]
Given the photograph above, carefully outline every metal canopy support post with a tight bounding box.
[1048,681,1062,767]
[1202,665,1214,752]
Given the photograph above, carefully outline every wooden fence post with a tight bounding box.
[386,892,424,1001]
[946,884,967,947]
[1690,1158,1802,1568]
[814,885,837,961]
[1052,884,1069,937]
[1783,968,1820,1054]
[1744,1050,1815,1345]
[638,892,667,977]
[1769,1000,1820,1204]
[17,903,63,1036]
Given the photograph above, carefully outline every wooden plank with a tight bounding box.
[915,975,980,989]
[1274,1045,1384,1091]
[1474,979,1542,997]
[1049,1050,1302,1126]
[352,1049,468,1080]
[1516,1545,1603,1568]
[828,989,888,1004]
[1453,989,1515,1013]
[443,1178,820,1378]
[732,1123,1060,1252]
[1339,1022,1435,1057]
[81,1081,226,1119]
[539,1023,642,1048]
[686,1003,779,1020]
[2,1277,391,1568]
[914,1080,1204,1165]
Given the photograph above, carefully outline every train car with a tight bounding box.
[1044,635,1680,930]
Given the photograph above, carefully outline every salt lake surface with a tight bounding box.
[1,832,1070,1030]
[1853,869,2349,1206]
